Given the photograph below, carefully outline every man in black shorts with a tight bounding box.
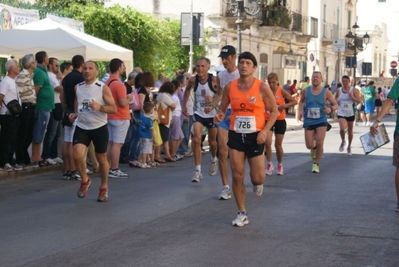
[214,52,278,227]
[69,61,116,202]
[183,57,220,182]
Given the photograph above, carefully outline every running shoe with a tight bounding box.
[191,171,203,183]
[265,162,274,175]
[70,170,82,181]
[13,164,24,171]
[45,158,57,165]
[109,169,128,178]
[209,159,218,176]
[77,178,92,198]
[218,186,231,200]
[347,146,352,156]
[232,212,249,227]
[97,187,108,202]
[311,163,319,173]
[395,203,399,213]
[310,148,316,159]
[277,164,284,176]
[362,122,366,126]
[3,163,14,172]
[52,157,64,164]
[253,184,264,196]
[339,142,345,152]
[62,171,71,180]
[27,162,39,168]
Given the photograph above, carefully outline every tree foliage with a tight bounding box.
[1,1,207,78]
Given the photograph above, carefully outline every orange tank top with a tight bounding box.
[229,78,265,133]
[265,86,286,121]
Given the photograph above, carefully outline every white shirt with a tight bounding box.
[48,71,61,104]
[76,80,107,130]
[218,68,239,109]
[171,94,181,117]
[0,76,21,115]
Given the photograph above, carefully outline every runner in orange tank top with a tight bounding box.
[264,73,297,176]
[214,52,278,227]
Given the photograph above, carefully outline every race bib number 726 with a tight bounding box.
[234,116,256,133]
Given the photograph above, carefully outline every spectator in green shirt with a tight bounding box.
[31,51,54,167]
[364,81,376,126]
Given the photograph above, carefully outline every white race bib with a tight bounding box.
[307,107,320,119]
[341,101,354,117]
[234,116,256,133]
[80,99,93,113]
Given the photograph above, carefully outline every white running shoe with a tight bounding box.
[277,164,284,176]
[362,122,366,126]
[191,171,203,183]
[109,169,128,178]
[45,158,57,165]
[232,213,249,227]
[52,157,64,164]
[209,159,218,176]
[253,184,264,196]
[265,162,274,175]
[218,186,231,200]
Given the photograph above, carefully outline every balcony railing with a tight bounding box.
[291,11,302,32]
[322,23,339,40]
[261,6,292,29]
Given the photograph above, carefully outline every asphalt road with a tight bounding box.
[1,115,399,267]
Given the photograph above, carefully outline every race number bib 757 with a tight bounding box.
[234,116,256,133]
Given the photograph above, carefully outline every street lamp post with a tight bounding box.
[345,22,370,83]
[224,0,262,55]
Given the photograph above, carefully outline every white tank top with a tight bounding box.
[76,80,107,130]
[337,87,354,117]
[194,74,216,118]
[218,69,239,110]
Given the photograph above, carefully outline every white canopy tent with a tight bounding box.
[0,18,134,74]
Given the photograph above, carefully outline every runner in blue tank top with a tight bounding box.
[298,71,338,173]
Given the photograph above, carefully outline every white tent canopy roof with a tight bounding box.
[0,18,133,73]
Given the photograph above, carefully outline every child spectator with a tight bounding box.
[138,102,155,168]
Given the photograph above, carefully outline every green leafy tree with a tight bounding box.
[1,1,207,78]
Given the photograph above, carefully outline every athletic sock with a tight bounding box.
[195,165,201,172]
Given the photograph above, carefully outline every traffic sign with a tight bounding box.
[332,39,346,52]
[391,61,398,69]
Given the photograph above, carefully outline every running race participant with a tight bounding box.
[214,51,278,227]
[210,45,240,200]
[69,61,117,202]
[183,57,219,182]
[335,75,361,156]
[298,71,338,173]
[264,73,297,176]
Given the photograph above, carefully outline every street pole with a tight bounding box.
[188,0,194,74]
[236,1,243,55]
[353,33,357,84]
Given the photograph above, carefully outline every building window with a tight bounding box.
[311,17,318,37]
[374,54,377,71]
[323,4,326,22]
[347,11,352,30]
[259,53,268,82]
[378,0,386,2]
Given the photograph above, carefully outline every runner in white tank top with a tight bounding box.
[69,61,117,202]
[182,57,220,183]
[335,75,362,156]
[210,45,240,200]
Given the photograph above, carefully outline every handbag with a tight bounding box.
[62,107,73,127]
[3,99,22,117]
[52,103,63,121]
[158,104,170,125]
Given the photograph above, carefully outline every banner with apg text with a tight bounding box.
[0,3,39,31]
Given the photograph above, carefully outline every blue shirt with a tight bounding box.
[138,114,153,139]
[304,87,327,127]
